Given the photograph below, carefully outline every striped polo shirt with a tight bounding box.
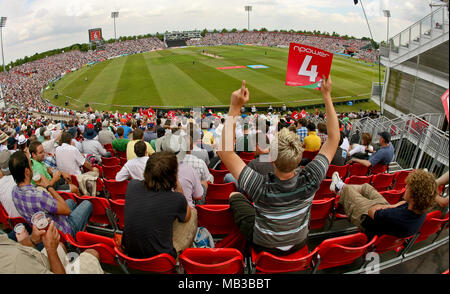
[238,154,329,250]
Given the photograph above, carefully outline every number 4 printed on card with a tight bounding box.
[298,55,318,82]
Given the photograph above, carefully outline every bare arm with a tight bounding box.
[217,81,249,181]
[318,75,340,164]
[348,158,372,167]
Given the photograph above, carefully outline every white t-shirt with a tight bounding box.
[349,144,374,156]
[115,156,149,181]
[55,143,86,175]
[0,175,21,218]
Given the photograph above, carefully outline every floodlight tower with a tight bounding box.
[0,17,7,72]
[383,10,391,45]
[245,6,252,31]
[111,11,119,41]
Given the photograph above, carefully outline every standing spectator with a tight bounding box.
[9,151,92,237]
[218,77,339,255]
[115,141,149,181]
[122,151,195,259]
[97,120,116,146]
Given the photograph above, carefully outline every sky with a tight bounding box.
[0,0,438,65]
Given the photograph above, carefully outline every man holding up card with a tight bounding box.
[218,75,339,255]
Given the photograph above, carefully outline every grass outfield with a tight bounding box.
[43,45,384,113]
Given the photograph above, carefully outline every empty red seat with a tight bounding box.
[370,164,389,175]
[238,152,255,161]
[314,179,336,200]
[65,232,118,266]
[109,199,125,230]
[379,188,406,205]
[103,165,122,180]
[344,175,373,185]
[103,179,129,200]
[209,168,229,184]
[371,234,414,254]
[326,164,349,179]
[205,182,237,204]
[101,156,120,166]
[310,198,335,230]
[0,205,27,230]
[197,204,238,235]
[315,233,377,271]
[371,173,395,191]
[179,248,245,274]
[250,245,319,274]
[414,211,449,244]
[348,163,369,177]
[392,170,413,190]
[114,247,177,273]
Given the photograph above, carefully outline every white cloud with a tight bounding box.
[0,0,435,64]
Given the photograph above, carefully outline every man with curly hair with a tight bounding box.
[330,169,438,238]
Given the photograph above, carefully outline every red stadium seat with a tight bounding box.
[0,205,27,230]
[326,164,349,179]
[370,164,389,175]
[56,191,77,203]
[302,150,319,161]
[119,157,128,166]
[371,173,395,191]
[114,246,177,274]
[197,204,238,235]
[238,152,255,161]
[379,188,406,205]
[101,156,120,166]
[371,234,414,254]
[310,198,335,230]
[103,143,113,152]
[103,165,122,180]
[250,245,319,274]
[392,170,413,190]
[109,199,125,230]
[414,211,449,244]
[315,233,377,271]
[209,168,229,184]
[179,248,245,274]
[314,179,336,200]
[103,179,129,200]
[344,175,373,185]
[65,233,118,266]
[205,182,237,204]
[348,163,369,177]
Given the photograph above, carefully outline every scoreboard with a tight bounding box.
[88,28,103,43]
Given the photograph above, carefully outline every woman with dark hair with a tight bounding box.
[122,151,195,259]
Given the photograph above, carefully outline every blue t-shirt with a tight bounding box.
[118,125,132,139]
[362,203,426,238]
[368,143,394,166]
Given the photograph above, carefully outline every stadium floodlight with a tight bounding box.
[111,11,119,41]
[245,6,252,31]
[0,17,6,72]
[383,10,391,45]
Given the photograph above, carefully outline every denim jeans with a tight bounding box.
[66,199,93,237]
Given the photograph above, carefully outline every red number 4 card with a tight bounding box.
[285,43,333,89]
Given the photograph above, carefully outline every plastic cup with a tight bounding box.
[31,211,49,230]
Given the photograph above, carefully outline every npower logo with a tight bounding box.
[294,46,330,58]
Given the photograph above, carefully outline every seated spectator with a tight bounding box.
[97,120,116,146]
[347,132,373,160]
[0,221,103,274]
[330,169,437,238]
[9,151,93,237]
[29,141,80,196]
[0,151,21,218]
[120,121,133,139]
[0,132,8,152]
[143,123,157,144]
[295,118,308,143]
[126,128,155,161]
[112,127,129,152]
[317,122,328,145]
[218,77,339,255]
[55,132,97,175]
[348,131,394,167]
[81,127,111,163]
[122,151,195,259]
[115,141,149,181]
[331,132,348,166]
[235,123,255,153]
[303,122,321,152]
